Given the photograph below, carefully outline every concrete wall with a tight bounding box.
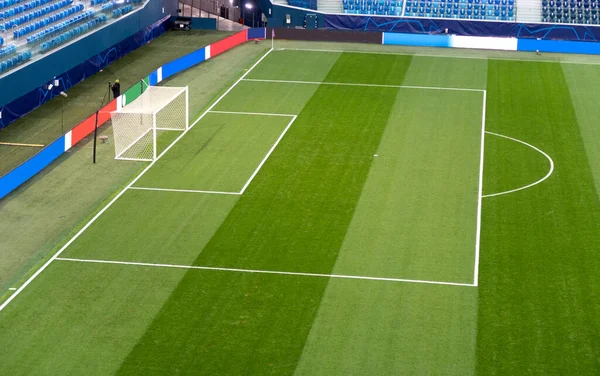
[258,0,325,28]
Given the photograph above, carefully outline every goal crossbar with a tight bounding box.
[118,86,188,116]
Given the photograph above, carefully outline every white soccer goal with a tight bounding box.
[111,86,189,161]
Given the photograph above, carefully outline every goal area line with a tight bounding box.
[55,257,476,287]
[129,112,297,196]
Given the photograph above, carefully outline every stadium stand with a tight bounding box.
[542,0,600,24]
[0,44,17,56]
[289,0,317,10]
[0,49,31,72]
[14,3,83,38]
[0,0,56,31]
[112,3,132,16]
[26,8,95,44]
[0,0,26,8]
[0,0,142,76]
[342,0,404,15]
[1,0,73,32]
[100,1,114,11]
[342,0,515,19]
[39,13,106,51]
[403,0,515,20]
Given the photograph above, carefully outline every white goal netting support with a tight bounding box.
[111,86,189,161]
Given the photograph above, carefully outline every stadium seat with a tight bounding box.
[13,2,81,38]
[0,50,31,73]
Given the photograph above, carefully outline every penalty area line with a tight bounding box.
[0,48,276,313]
[473,89,486,288]
[242,78,485,92]
[55,257,476,287]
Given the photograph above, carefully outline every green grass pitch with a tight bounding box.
[1,45,599,375]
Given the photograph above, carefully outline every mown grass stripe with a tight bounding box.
[561,63,600,198]
[477,60,600,375]
[115,53,413,375]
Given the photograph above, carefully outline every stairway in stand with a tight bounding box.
[516,0,541,22]
[319,0,343,13]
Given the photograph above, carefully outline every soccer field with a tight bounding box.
[1,44,599,375]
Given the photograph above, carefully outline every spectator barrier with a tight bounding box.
[325,14,600,41]
[381,29,600,52]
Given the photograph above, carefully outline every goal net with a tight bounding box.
[111,86,188,161]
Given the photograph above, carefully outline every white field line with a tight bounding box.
[276,47,600,66]
[128,187,241,195]
[474,90,487,287]
[133,113,297,195]
[208,110,296,117]
[188,50,273,129]
[242,78,484,93]
[0,48,275,313]
[115,156,153,162]
[482,131,555,198]
[155,127,186,131]
[239,115,297,194]
[55,257,476,287]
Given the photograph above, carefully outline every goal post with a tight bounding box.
[111,86,189,161]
